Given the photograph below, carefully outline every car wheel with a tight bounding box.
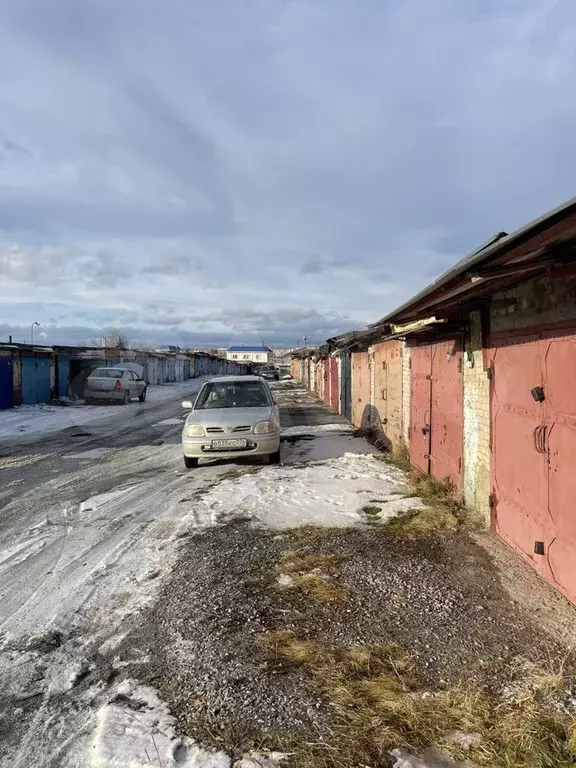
[139,387,147,402]
[123,390,130,405]
[268,449,281,465]
[184,456,199,469]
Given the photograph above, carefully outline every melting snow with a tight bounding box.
[0,378,208,439]
[281,422,354,436]
[200,452,422,529]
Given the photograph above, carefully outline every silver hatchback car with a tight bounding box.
[181,376,280,468]
[84,365,147,405]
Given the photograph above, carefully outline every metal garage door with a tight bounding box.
[21,355,52,405]
[340,352,352,419]
[352,351,371,429]
[409,339,463,488]
[323,359,330,405]
[329,357,339,411]
[372,341,403,452]
[0,357,14,410]
[489,327,576,604]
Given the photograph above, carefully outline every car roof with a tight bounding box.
[206,375,266,384]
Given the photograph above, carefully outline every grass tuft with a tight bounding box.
[362,505,382,517]
[259,631,576,768]
[276,549,347,603]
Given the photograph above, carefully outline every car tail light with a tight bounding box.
[114,379,122,390]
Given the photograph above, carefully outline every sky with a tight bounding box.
[1,0,575,349]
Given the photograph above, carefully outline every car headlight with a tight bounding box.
[254,420,275,435]
[185,423,205,437]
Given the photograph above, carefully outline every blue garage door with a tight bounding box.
[21,356,52,405]
[57,357,70,399]
[0,357,14,410]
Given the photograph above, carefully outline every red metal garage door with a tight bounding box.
[410,346,432,474]
[409,339,463,488]
[430,339,464,487]
[329,358,339,411]
[489,327,576,604]
[323,359,330,406]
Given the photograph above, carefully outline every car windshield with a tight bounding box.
[90,368,122,378]
[194,381,271,409]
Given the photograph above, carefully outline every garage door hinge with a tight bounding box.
[486,365,494,380]
[488,493,495,509]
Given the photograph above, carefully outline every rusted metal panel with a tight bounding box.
[372,341,404,452]
[330,358,339,411]
[430,339,464,489]
[409,345,432,474]
[352,351,371,429]
[489,328,576,604]
[323,359,330,405]
[409,339,464,487]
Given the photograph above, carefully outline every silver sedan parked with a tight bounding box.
[84,365,147,405]
[181,375,280,468]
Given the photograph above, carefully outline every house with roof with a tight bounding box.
[226,344,272,364]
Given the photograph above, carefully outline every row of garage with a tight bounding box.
[0,344,247,409]
[292,197,576,606]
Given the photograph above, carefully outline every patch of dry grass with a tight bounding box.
[281,525,342,543]
[383,505,459,536]
[260,631,576,768]
[279,550,341,574]
[377,472,484,536]
[276,548,347,603]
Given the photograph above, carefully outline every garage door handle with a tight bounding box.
[533,425,547,454]
[381,387,387,401]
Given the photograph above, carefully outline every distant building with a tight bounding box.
[156,345,181,353]
[226,345,272,364]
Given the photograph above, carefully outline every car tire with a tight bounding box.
[184,456,199,469]
[139,387,147,402]
[268,449,281,465]
[123,390,130,405]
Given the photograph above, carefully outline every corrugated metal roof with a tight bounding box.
[371,197,576,327]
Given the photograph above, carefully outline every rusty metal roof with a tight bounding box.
[371,197,576,327]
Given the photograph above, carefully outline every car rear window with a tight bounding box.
[195,381,271,409]
[90,368,122,378]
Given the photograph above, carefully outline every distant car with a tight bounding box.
[181,375,281,468]
[259,365,279,381]
[84,364,147,405]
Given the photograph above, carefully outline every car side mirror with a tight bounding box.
[182,400,193,409]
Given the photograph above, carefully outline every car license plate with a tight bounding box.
[211,438,247,449]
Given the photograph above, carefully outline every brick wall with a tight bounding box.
[401,343,411,446]
[490,273,576,333]
[463,311,491,523]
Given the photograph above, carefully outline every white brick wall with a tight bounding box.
[463,311,491,523]
[402,345,411,446]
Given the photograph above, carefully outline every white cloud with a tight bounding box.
[0,0,575,345]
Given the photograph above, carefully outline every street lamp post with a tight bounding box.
[31,321,40,348]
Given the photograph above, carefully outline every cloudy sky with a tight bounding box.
[1,0,575,348]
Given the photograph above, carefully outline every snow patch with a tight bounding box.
[91,681,232,768]
[281,423,353,436]
[79,487,136,514]
[199,452,422,529]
